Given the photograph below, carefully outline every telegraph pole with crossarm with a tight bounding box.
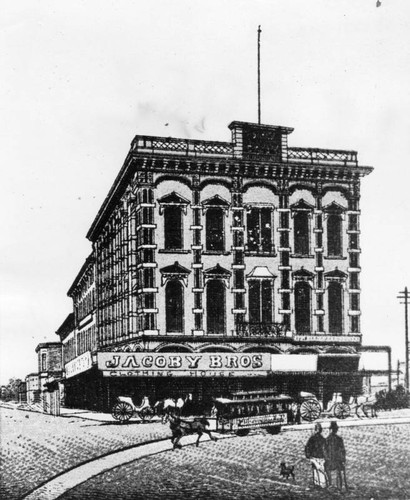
[397,287,409,392]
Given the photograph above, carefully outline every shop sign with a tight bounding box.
[233,413,287,429]
[98,352,270,377]
[65,351,93,379]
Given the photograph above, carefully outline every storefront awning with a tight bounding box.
[270,354,318,372]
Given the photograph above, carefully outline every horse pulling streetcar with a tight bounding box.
[111,390,377,428]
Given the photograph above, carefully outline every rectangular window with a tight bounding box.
[41,353,47,372]
[164,206,183,249]
[206,208,224,252]
[294,212,310,255]
[248,280,273,324]
[246,207,274,254]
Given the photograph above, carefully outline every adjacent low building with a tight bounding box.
[35,342,64,414]
[56,119,373,412]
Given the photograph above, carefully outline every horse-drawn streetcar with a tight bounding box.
[213,393,293,436]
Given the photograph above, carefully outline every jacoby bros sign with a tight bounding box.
[98,352,270,378]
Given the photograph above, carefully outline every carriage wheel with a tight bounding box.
[334,402,350,419]
[140,407,154,422]
[112,402,134,423]
[300,400,321,421]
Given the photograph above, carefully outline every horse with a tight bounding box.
[154,394,192,423]
[168,413,218,449]
[349,394,378,418]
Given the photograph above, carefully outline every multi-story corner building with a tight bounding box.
[57,120,373,412]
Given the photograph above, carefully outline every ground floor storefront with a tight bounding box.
[63,350,363,413]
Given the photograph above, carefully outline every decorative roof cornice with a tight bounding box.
[86,126,373,242]
[67,254,95,297]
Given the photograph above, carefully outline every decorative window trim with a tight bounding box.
[292,268,315,282]
[160,261,191,287]
[323,201,347,220]
[203,264,231,288]
[246,266,277,280]
[158,192,190,215]
[324,268,348,283]
[290,199,314,218]
[201,195,230,216]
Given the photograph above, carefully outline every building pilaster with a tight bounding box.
[191,175,204,334]
[277,181,291,330]
[231,176,246,334]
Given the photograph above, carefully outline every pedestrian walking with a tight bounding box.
[295,403,301,424]
[325,421,347,490]
[305,422,327,488]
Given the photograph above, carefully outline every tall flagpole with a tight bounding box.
[258,25,261,124]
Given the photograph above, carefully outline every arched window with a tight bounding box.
[206,280,225,334]
[294,212,310,255]
[328,282,343,334]
[164,206,183,250]
[206,208,224,252]
[294,281,311,333]
[327,214,342,257]
[165,280,184,333]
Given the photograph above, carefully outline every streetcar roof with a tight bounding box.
[214,394,293,405]
[229,390,281,398]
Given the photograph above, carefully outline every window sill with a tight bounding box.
[324,256,347,260]
[244,252,277,257]
[158,249,190,254]
[290,254,314,259]
[203,250,231,256]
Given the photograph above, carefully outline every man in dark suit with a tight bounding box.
[305,422,327,488]
[325,421,347,490]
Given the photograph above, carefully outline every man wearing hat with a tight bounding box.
[305,422,327,488]
[325,421,347,490]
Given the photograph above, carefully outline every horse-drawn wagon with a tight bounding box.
[111,396,154,423]
[298,391,377,422]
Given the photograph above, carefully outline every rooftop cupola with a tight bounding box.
[228,121,294,161]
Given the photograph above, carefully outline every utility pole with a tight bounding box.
[397,287,409,392]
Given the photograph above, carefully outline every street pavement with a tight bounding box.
[1,402,410,499]
[58,422,410,500]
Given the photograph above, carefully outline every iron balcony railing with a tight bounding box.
[131,135,233,158]
[287,147,358,166]
[235,322,288,338]
[131,135,359,166]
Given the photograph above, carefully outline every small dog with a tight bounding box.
[280,461,295,480]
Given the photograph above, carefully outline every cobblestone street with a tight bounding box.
[1,405,410,499]
[0,406,169,499]
[59,423,410,500]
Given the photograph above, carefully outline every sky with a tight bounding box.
[1,0,410,385]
